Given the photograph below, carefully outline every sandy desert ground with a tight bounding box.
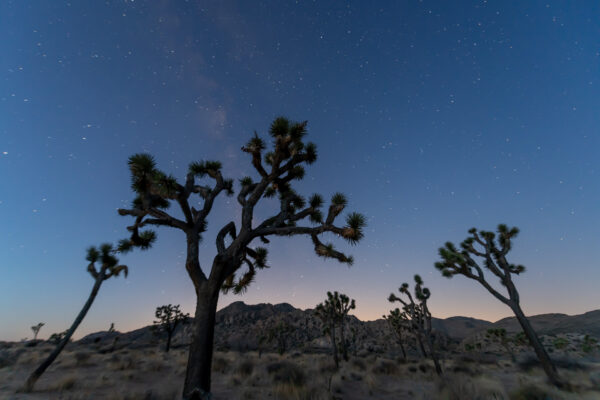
[1,341,600,400]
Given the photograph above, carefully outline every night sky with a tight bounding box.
[2,1,599,341]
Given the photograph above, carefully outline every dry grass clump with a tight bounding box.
[49,374,77,392]
[235,358,255,378]
[212,355,230,373]
[272,383,327,400]
[371,358,399,375]
[266,361,307,387]
[351,357,367,371]
[437,373,508,400]
[74,350,93,366]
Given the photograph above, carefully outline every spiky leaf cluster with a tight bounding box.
[388,275,433,337]
[153,304,190,334]
[434,224,527,306]
[86,243,129,281]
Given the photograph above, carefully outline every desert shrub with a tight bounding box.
[0,349,24,368]
[266,361,306,386]
[553,338,569,350]
[74,351,92,366]
[236,359,255,378]
[517,355,588,372]
[351,357,366,371]
[408,365,418,373]
[318,358,337,374]
[371,359,398,375]
[459,353,497,365]
[582,335,599,353]
[212,355,230,373]
[418,363,429,373]
[510,384,552,400]
[438,374,507,400]
[50,375,77,392]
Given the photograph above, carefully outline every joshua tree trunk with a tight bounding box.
[339,319,348,361]
[166,330,173,353]
[330,323,339,368]
[416,334,427,358]
[22,275,104,392]
[182,280,220,399]
[511,303,563,387]
[422,333,443,376]
[398,339,407,360]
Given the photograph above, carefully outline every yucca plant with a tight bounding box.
[435,225,565,388]
[315,291,356,367]
[30,323,44,341]
[118,117,366,399]
[388,275,442,375]
[153,304,190,352]
[486,328,516,362]
[21,242,146,392]
[383,308,408,360]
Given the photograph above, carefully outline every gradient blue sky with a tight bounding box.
[1,1,599,341]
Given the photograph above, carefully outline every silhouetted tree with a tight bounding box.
[118,117,366,399]
[47,330,67,345]
[315,291,356,367]
[108,322,115,333]
[263,321,293,355]
[21,242,147,392]
[389,275,442,375]
[334,292,355,361]
[435,224,564,388]
[153,304,190,352]
[383,308,408,360]
[30,323,44,341]
[486,328,516,362]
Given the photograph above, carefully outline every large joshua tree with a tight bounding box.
[388,275,443,375]
[21,242,148,392]
[118,117,366,399]
[435,224,564,387]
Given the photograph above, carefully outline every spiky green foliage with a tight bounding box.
[22,243,132,393]
[47,330,68,345]
[118,117,366,398]
[434,225,565,388]
[152,304,190,352]
[85,243,129,280]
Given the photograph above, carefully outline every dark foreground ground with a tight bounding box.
[1,342,600,400]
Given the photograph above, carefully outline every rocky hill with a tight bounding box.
[77,302,599,356]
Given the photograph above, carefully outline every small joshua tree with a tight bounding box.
[315,291,356,367]
[153,304,190,352]
[119,117,365,398]
[108,322,115,333]
[30,323,44,341]
[47,331,67,345]
[21,242,148,392]
[334,293,356,361]
[435,225,564,388]
[486,328,516,362]
[388,275,442,375]
[384,308,408,360]
[264,321,293,355]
